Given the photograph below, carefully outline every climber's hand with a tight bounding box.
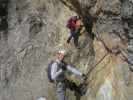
[60,63,67,71]
[82,74,87,81]
[61,66,67,70]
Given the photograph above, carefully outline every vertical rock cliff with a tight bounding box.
[0,0,133,100]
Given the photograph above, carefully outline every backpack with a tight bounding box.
[47,61,55,83]
[66,16,77,29]
[47,60,67,83]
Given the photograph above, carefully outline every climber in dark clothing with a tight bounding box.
[51,50,87,100]
[66,16,83,48]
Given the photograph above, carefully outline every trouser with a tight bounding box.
[56,80,84,100]
[56,82,66,100]
[67,35,79,47]
[67,28,81,47]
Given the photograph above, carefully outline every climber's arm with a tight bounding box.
[67,64,82,76]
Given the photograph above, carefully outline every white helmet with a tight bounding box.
[58,49,66,55]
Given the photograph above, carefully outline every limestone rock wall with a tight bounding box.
[0,0,133,100]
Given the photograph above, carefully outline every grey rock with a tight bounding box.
[0,0,133,100]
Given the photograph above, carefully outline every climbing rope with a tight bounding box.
[77,52,109,95]
[94,31,132,66]
[93,31,113,53]
[85,52,109,77]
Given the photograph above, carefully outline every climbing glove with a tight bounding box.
[60,63,67,71]
[61,65,67,70]
[82,74,87,81]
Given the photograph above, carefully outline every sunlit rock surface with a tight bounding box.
[0,0,133,100]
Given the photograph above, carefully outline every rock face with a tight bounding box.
[0,0,133,100]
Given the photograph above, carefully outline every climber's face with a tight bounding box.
[57,53,65,61]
